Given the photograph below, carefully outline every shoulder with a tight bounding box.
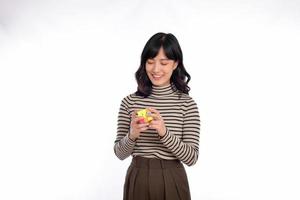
[120,92,143,107]
[179,93,196,102]
[179,93,199,108]
[122,92,143,101]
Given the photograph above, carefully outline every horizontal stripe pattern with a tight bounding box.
[114,84,200,166]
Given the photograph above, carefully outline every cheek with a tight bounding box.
[145,64,151,72]
[145,67,153,78]
[164,66,174,75]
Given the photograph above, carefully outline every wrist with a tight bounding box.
[159,127,167,137]
[128,133,137,141]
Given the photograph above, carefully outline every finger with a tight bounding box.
[131,111,137,119]
[149,112,162,121]
[135,117,150,124]
[148,108,162,120]
[149,121,159,127]
[137,123,149,131]
[150,113,160,120]
[147,107,159,114]
[140,127,149,132]
[137,123,149,128]
[150,120,159,124]
[148,124,158,129]
[132,116,139,122]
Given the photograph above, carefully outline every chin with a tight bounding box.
[152,80,168,87]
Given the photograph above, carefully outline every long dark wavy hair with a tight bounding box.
[135,32,191,97]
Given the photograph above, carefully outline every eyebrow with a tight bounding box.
[148,58,171,61]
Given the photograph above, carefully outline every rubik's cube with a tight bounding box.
[137,109,153,123]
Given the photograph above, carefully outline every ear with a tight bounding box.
[173,61,178,70]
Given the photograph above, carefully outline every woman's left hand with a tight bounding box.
[147,107,167,137]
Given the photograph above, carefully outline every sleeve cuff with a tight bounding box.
[159,128,170,142]
[126,134,136,144]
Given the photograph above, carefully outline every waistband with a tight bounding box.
[131,156,183,169]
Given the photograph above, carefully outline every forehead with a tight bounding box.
[150,48,169,60]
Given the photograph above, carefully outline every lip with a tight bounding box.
[152,74,163,80]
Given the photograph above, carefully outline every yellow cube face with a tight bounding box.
[137,109,147,118]
[137,109,153,123]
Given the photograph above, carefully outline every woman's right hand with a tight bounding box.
[129,110,149,141]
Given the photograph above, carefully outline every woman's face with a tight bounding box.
[145,47,178,87]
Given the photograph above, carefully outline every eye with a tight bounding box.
[161,62,168,65]
[147,60,154,64]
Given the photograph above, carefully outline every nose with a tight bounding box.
[153,62,160,73]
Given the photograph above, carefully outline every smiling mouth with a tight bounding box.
[152,74,162,80]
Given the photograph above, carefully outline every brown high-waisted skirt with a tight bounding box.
[123,156,191,200]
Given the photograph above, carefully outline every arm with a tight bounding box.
[160,98,200,166]
[113,97,136,160]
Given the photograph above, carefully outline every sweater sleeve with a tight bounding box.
[160,97,200,166]
[113,96,136,160]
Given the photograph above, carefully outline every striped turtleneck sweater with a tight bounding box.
[114,83,200,166]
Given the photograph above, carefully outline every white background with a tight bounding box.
[0,0,300,199]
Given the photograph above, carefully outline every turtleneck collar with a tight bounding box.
[150,83,178,97]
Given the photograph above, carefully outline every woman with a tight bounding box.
[114,32,200,200]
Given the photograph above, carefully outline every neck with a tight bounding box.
[151,83,177,97]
